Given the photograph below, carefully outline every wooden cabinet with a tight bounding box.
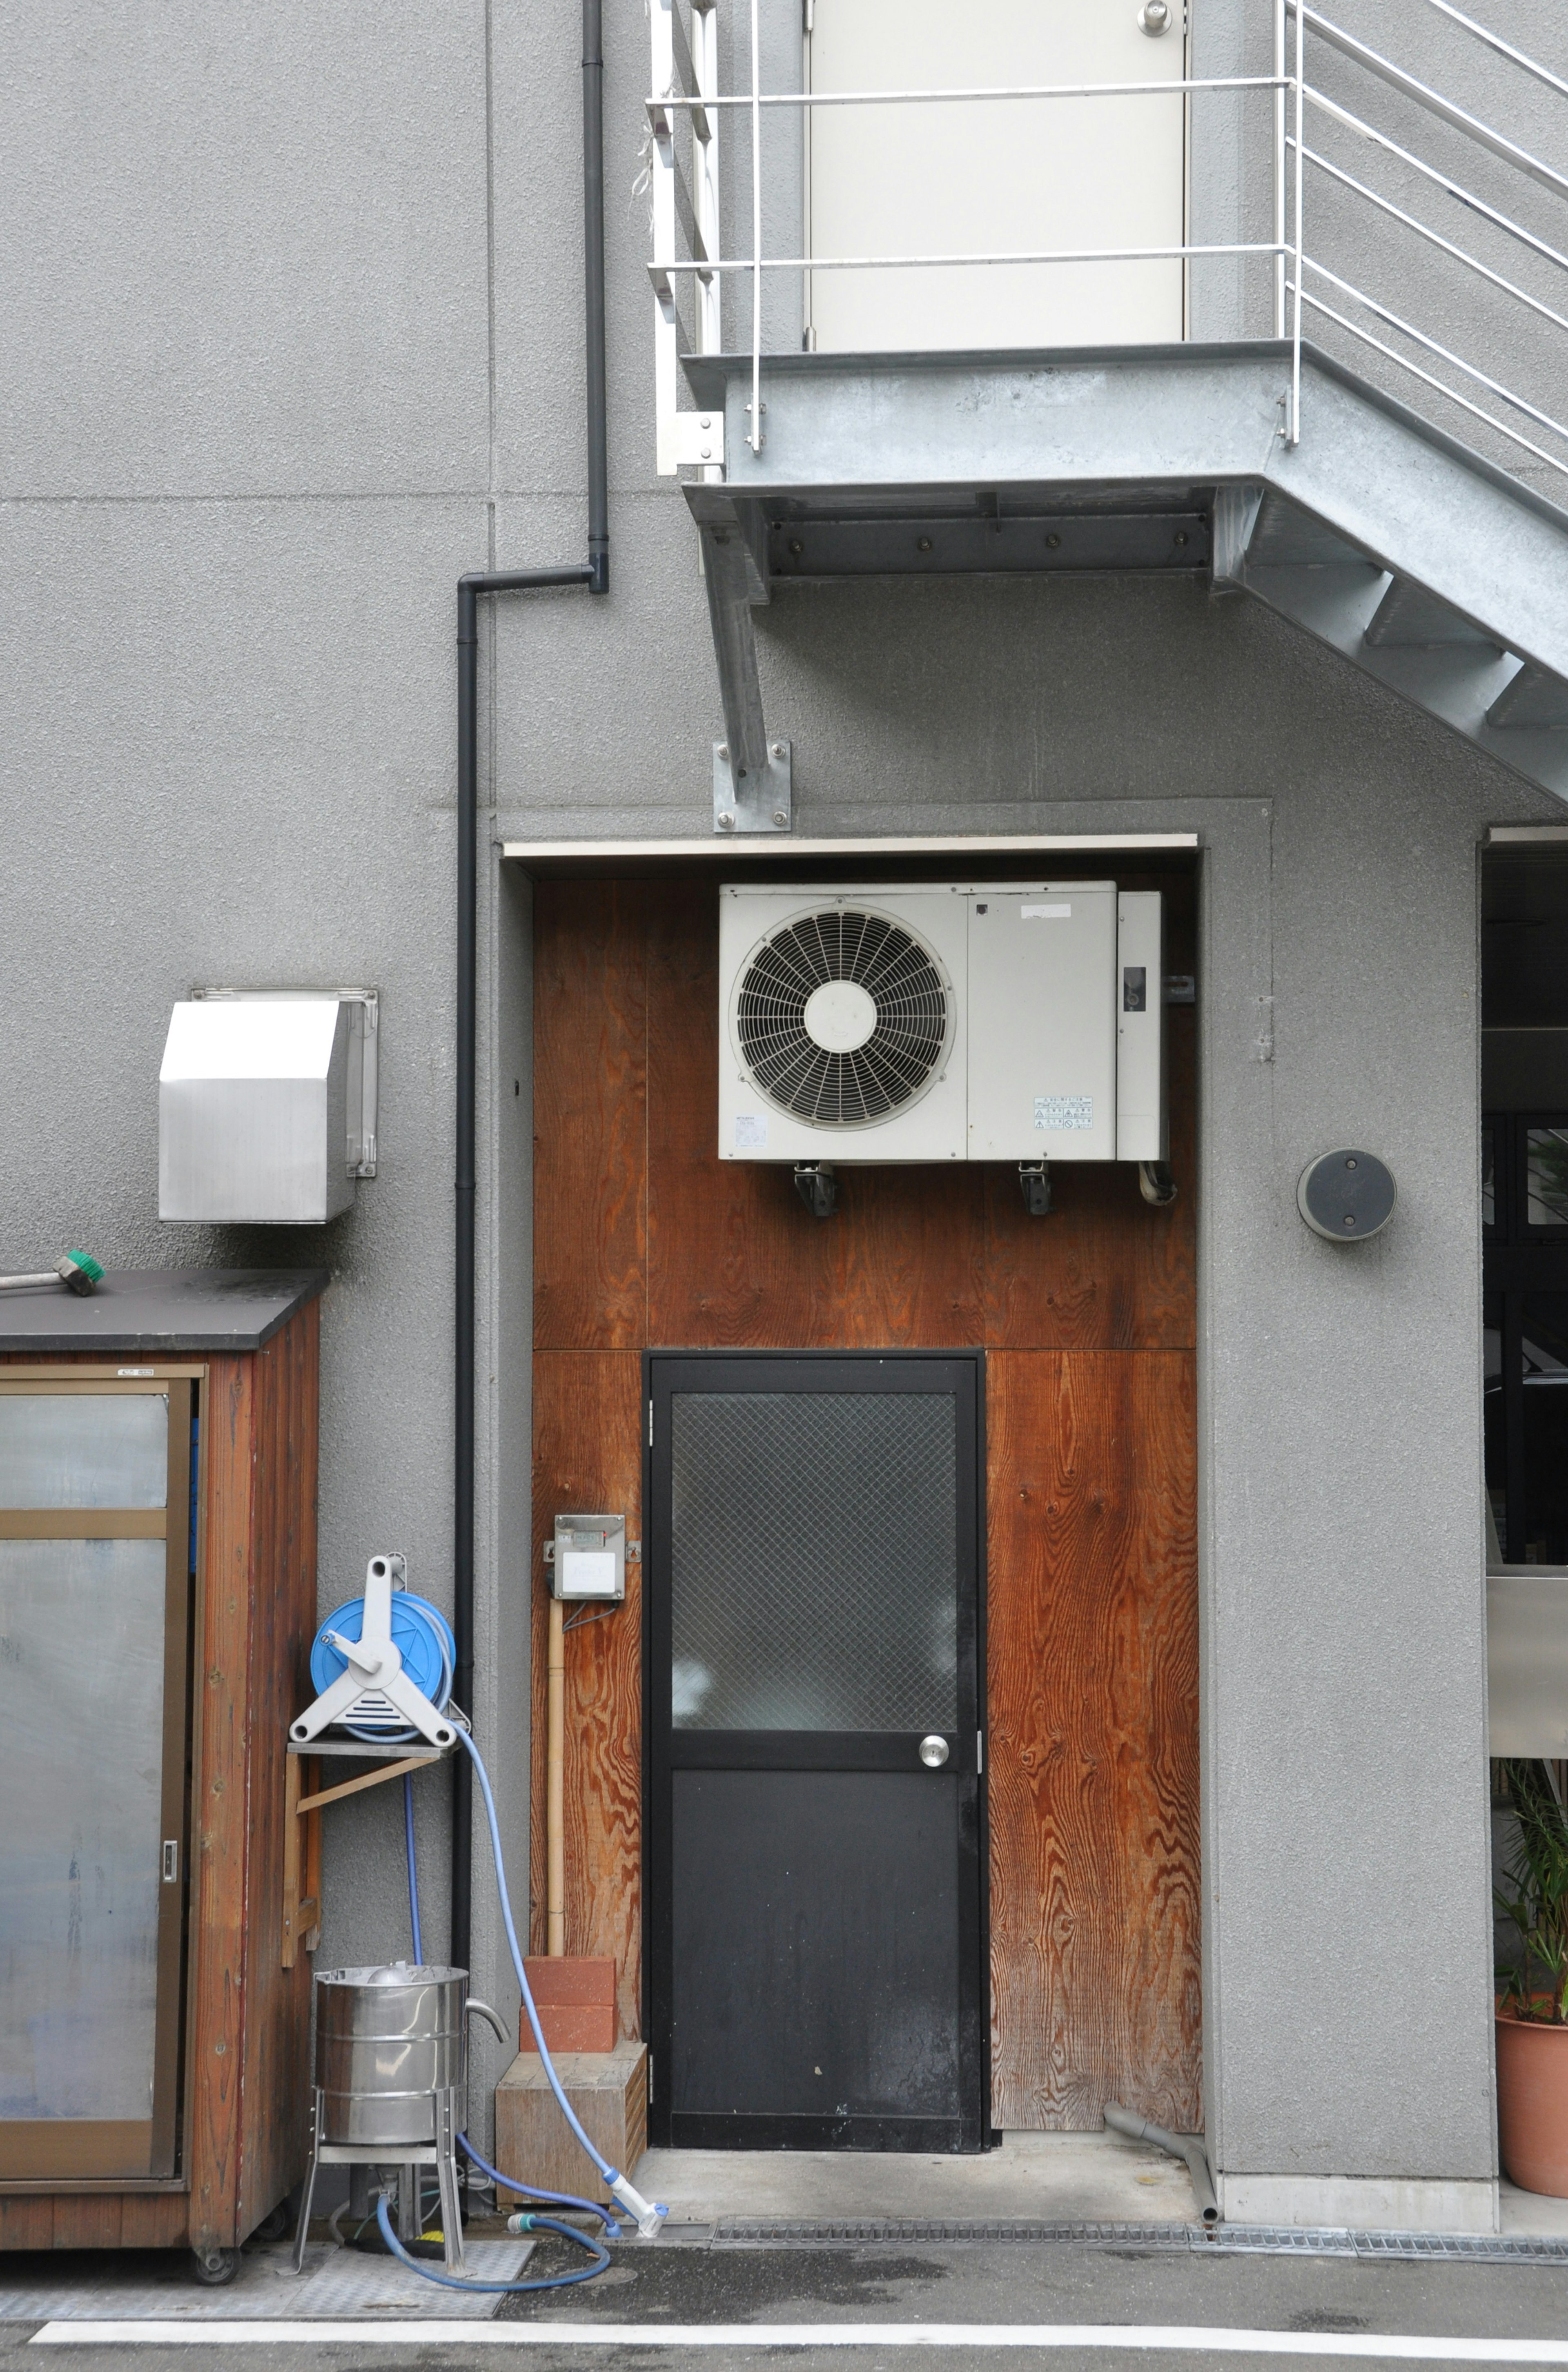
[0,1270,325,2258]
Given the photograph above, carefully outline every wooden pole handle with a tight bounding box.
[547,1593,566,1956]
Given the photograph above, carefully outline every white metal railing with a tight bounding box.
[648,0,1568,487]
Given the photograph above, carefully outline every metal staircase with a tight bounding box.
[649,0,1568,829]
[686,338,1568,824]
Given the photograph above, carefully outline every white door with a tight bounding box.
[806,0,1186,353]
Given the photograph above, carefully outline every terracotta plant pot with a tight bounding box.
[1496,2003,1568,2196]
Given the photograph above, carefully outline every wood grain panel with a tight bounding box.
[41,2192,123,2250]
[189,1352,255,2253]
[236,1305,318,2238]
[646,879,987,1348]
[528,1353,646,2045]
[534,866,1201,2132]
[0,2194,189,2250]
[986,1348,1200,2131]
[533,880,650,1351]
[118,2192,190,2247]
[0,2199,56,2249]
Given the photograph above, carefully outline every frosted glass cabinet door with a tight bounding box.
[0,1382,191,2181]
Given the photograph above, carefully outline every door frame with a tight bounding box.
[641,1346,990,2150]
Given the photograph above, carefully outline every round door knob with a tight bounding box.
[919,1735,950,1768]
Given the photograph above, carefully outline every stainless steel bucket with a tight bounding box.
[313,1962,468,2147]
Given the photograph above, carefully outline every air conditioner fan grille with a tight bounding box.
[735,909,949,1126]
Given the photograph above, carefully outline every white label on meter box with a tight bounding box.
[1020,903,1072,920]
[560,1550,618,1597]
[1035,1096,1094,1131]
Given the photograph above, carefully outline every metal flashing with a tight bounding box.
[502,833,1200,863]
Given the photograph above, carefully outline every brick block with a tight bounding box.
[520,1956,617,2055]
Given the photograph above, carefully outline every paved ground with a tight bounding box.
[631,2133,1205,2224]
[8,2232,1568,2370]
[7,2140,1568,2368]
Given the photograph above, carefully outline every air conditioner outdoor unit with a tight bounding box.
[717,882,1165,1167]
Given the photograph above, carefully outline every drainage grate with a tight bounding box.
[1213,2228,1568,2263]
[709,2218,1568,2263]
[713,2221,1193,2248]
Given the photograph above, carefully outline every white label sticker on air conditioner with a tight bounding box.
[1035,1096,1093,1130]
[1020,903,1072,919]
[734,1112,769,1150]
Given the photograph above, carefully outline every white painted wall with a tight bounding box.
[805,0,1185,351]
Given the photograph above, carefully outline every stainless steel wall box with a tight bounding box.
[548,1512,628,1602]
[158,990,378,1225]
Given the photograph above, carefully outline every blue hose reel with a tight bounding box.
[309,1587,454,1743]
[290,1554,458,1751]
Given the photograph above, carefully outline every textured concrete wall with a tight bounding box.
[3,0,1564,2196]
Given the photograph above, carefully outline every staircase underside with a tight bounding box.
[681,339,1568,829]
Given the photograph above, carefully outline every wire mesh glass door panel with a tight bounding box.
[670,1389,959,1733]
[647,1352,985,2153]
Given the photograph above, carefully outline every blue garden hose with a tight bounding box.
[374,2196,610,2293]
[400,1741,619,2237]
[404,1775,422,1964]
[457,1725,665,2234]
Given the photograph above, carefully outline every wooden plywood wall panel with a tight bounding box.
[534,880,650,1351]
[529,1352,646,2045]
[986,1348,1200,2131]
[530,869,1200,2126]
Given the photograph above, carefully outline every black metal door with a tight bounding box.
[645,1352,986,2152]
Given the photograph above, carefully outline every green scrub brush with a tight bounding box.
[0,1251,105,1297]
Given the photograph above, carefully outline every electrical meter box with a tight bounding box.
[550,1513,627,1602]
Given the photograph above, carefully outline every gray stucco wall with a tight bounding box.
[4,0,1565,2192]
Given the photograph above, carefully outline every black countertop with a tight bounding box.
[0,1269,330,1353]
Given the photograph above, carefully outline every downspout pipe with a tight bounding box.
[583,0,609,597]
[1103,2103,1221,2228]
[451,0,609,1980]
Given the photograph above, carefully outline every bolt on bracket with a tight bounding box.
[714,737,792,834]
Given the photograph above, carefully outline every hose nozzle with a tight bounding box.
[607,2171,667,2239]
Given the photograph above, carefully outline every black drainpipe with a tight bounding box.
[452,0,608,1976]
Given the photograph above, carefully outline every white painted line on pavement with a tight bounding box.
[27,2324,1568,2358]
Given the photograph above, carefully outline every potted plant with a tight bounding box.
[1494,1757,1568,2195]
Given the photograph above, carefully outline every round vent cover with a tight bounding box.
[735,907,951,1127]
